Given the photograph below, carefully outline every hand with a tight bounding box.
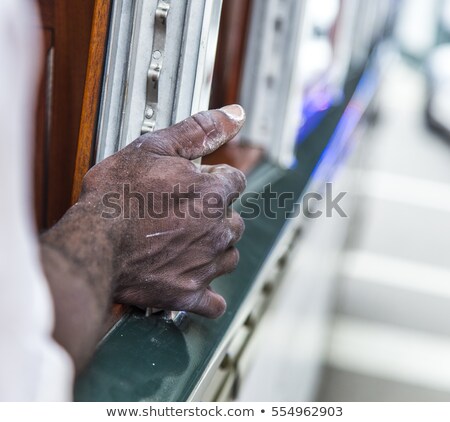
[41,105,246,369]
[80,105,246,318]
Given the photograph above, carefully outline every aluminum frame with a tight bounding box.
[95,0,223,163]
[239,0,307,168]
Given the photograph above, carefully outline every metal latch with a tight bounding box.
[142,0,176,321]
[141,0,170,134]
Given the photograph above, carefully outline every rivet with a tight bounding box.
[145,107,154,119]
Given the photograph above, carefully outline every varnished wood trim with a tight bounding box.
[71,0,111,204]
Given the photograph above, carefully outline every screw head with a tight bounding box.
[145,107,154,119]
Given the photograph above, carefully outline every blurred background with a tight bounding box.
[236,0,450,402]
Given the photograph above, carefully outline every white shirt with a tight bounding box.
[0,0,73,401]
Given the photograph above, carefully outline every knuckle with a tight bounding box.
[221,170,247,199]
[215,228,233,251]
[225,247,240,272]
[218,166,246,192]
[191,111,219,144]
[183,278,201,294]
[232,168,247,192]
[137,132,173,156]
[81,168,96,194]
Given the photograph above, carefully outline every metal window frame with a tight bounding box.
[95,0,223,163]
[239,0,307,168]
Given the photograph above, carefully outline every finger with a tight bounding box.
[201,164,247,202]
[214,247,240,277]
[138,105,245,160]
[187,288,227,318]
[227,211,245,245]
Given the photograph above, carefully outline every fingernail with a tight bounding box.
[220,104,246,123]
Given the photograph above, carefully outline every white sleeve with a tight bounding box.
[0,0,74,401]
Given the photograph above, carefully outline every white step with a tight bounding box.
[325,316,450,394]
[337,251,450,336]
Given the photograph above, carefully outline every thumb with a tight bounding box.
[138,104,245,160]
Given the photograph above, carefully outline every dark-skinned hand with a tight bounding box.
[83,104,246,317]
[40,105,246,370]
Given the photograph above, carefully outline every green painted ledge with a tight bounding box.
[75,72,364,402]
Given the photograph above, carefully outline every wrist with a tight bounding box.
[40,197,117,301]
